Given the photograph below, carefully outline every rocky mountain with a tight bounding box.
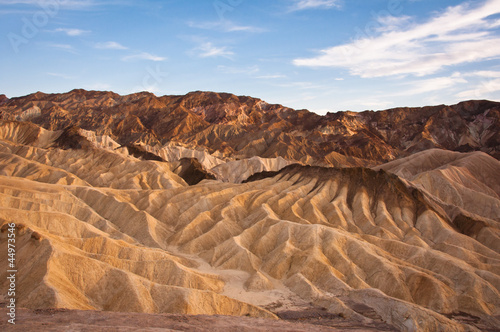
[0,90,499,331]
[1,89,498,166]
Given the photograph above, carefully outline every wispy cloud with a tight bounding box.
[187,20,265,33]
[193,42,234,59]
[218,65,259,75]
[46,72,75,79]
[122,52,166,62]
[457,79,500,99]
[293,0,500,78]
[464,70,500,78]
[395,74,467,96]
[43,42,77,53]
[0,9,34,14]
[456,72,500,99]
[257,74,287,79]
[0,0,131,10]
[289,0,341,11]
[54,28,90,36]
[95,41,128,50]
[0,0,98,9]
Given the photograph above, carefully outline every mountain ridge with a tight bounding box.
[1,89,498,165]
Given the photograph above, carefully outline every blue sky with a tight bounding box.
[1,0,499,113]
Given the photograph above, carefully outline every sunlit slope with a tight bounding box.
[1,162,499,330]
[375,149,500,232]
[0,117,499,331]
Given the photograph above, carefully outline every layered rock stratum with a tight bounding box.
[0,90,499,331]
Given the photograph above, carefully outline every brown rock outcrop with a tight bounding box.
[1,90,498,166]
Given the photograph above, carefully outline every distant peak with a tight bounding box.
[70,88,86,93]
[33,91,47,98]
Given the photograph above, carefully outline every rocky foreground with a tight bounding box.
[0,307,405,331]
[0,90,499,331]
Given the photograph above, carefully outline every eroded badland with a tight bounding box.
[0,90,499,331]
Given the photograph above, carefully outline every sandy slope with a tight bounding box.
[375,149,500,220]
[0,123,499,331]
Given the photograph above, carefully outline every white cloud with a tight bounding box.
[95,41,128,50]
[218,65,260,75]
[290,0,340,11]
[375,15,412,32]
[257,74,287,79]
[46,72,75,79]
[457,79,500,99]
[293,0,500,78]
[122,52,166,62]
[54,28,90,36]
[194,42,234,59]
[0,0,129,10]
[464,70,500,78]
[43,42,77,53]
[187,20,265,33]
[395,75,468,96]
[0,0,97,8]
[0,9,36,14]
